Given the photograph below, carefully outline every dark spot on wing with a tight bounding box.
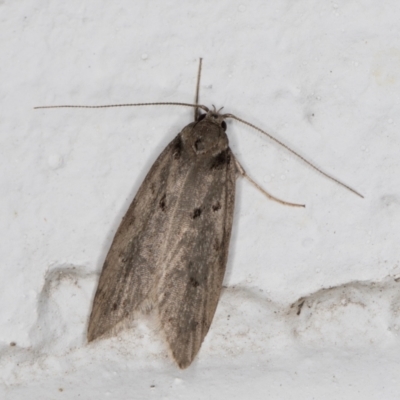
[189,320,199,331]
[125,215,135,228]
[189,277,200,288]
[173,137,183,159]
[194,138,203,151]
[212,201,221,211]
[112,303,118,311]
[159,194,167,211]
[122,261,135,280]
[192,208,202,219]
[210,149,231,170]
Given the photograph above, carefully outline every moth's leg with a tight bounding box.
[233,156,305,208]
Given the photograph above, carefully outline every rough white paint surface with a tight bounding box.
[2,1,400,398]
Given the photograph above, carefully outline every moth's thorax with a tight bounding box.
[180,112,229,157]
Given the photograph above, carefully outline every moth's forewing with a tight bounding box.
[158,120,236,368]
[87,135,186,341]
[88,114,236,369]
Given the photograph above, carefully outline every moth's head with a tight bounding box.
[196,106,227,131]
[181,106,229,156]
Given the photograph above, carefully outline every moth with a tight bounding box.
[35,59,362,369]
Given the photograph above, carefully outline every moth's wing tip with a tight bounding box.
[169,345,198,369]
[175,356,194,369]
[87,320,109,343]
[86,327,98,343]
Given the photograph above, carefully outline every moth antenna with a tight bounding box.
[225,113,364,199]
[34,99,362,198]
[194,58,203,121]
[234,158,305,208]
[34,102,209,111]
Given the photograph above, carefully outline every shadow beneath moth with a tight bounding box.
[35,59,362,369]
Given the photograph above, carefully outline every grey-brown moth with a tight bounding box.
[88,106,236,369]
[35,59,362,369]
